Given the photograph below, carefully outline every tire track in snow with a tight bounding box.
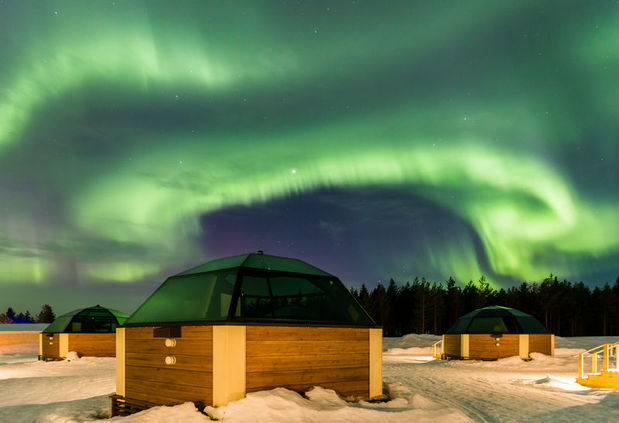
[384,361,605,423]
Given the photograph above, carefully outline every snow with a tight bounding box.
[1,336,618,422]
[65,351,81,361]
[383,334,438,363]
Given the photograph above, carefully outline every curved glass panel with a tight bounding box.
[242,255,332,276]
[70,309,118,333]
[237,272,374,325]
[43,306,128,333]
[42,315,73,333]
[126,270,237,323]
[445,317,471,334]
[518,316,550,333]
[176,254,248,276]
[467,317,510,333]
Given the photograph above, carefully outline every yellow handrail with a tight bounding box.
[577,342,619,380]
[576,342,619,357]
[432,339,443,358]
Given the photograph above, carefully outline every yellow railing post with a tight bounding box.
[592,353,597,374]
[602,344,609,372]
[575,342,619,385]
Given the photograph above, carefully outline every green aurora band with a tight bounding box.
[0,1,617,310]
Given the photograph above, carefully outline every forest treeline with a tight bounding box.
[0,304,55,324]
[350,274,619,337]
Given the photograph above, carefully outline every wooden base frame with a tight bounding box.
[442,333,554,360]
[113,324,382,416]
[39,332,117,360]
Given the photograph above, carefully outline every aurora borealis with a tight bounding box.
[1,1,617,313]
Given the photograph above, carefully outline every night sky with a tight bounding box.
[1,1,617,315]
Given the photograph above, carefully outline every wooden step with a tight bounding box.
[577,371,619,390]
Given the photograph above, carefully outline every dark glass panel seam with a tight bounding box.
[227,268,244,320]
[266,275,275,318]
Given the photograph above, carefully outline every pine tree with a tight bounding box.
[358,273,616,337]
[386,279,400,336]
[37,304,55,323]
[6,307,16,323]
[445,277,461,329]
[358,284,370,312]
[368,283,388,326]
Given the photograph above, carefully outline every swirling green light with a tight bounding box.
[0,0,617,296]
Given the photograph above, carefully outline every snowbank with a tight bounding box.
[101,387,471,423]
[202,386,471,423]
[383,333,441,350]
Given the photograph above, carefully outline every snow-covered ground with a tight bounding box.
[1,336,618,422]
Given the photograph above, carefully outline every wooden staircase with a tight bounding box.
[576,342,619,389]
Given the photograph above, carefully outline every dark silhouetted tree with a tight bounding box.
[348,273,619,337]
[6,307,16,323]
[37,304,55,323]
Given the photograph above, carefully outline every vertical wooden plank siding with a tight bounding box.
[443,334,461,358]
[369,328,383,399]
[529,334,552,356]
[212,326,246,406]
[443,333,553,360]
[116,328,126,396]
[519,334,529,359]
[67,333,117,357]
[0,332,40,346]
[39,333,43,357]
[468,334,520,360]
[124,326,213,406]
[245,326,370,398]
[41,333,60,358]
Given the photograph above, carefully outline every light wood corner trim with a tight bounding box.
[213,325,246,406]
[116,328,126,397]
[369,328,383,399]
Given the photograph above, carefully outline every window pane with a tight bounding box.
[241,275,271,297]
[240,275,272,318]
[204,271,238,319]
[447,317,471,333]
[269,275,322,296]
[238,274,373,324]
[518,316,549,333]
[71,310,117,333]
[467,317,508,333]
[127,270,237,323]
